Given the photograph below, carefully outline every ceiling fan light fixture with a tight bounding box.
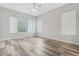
[31,8,38,12]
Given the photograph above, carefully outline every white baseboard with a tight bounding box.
[0,36,34,41]
[37,35,79,45]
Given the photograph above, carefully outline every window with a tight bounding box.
[61,11,76,35]
[10,16,18,33]
[18,18,28,32]
[37,19,42,33]
[10,16,33,33]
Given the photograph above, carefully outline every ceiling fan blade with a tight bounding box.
[36,8,41,11]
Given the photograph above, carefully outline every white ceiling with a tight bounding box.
[0,3,66,16]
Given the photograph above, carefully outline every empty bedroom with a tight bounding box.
[0,3,79,56]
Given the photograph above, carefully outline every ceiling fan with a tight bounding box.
[28,3,42,12]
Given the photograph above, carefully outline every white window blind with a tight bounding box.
[10,16,18,33]
[37,19,42,32]
[61,11,76,35]
[28,20,33,32]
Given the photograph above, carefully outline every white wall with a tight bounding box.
[37,4,79,45]
[0,7,35,40]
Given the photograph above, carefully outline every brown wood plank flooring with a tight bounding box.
[0,37,79,56]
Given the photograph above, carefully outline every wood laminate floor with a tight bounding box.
[0,37,79,56]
